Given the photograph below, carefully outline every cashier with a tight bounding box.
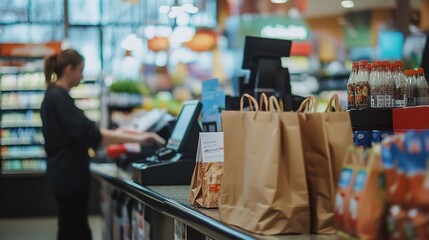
[41,48,165,240]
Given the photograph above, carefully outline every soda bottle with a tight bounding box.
[370,61,381,108]
[406,70,417,106]
[383,62,395,108]
[394,62,407,108]
[355,60,370,109]
[347,62,359,110]
[416,68,428,105]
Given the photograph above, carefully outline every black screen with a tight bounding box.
[241,36,293,110]
[166,101,200,151]
[242,36,292,70]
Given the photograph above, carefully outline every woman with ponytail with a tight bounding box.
[41,49,165,240]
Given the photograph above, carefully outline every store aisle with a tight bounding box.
[0,215,102,240]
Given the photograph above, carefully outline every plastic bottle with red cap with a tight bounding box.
[385,62,395,108]
[347,62,359,110]
[405,70,417,106]
[416,68,428,105]
[369,61,381,108]
[394,61,407,108]
[355,60,370,109]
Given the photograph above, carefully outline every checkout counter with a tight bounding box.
[90,163,335,240]
[94,100,335,239]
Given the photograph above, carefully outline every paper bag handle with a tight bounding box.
[259,93,269,111]
[343,145,364,166]
[297,96,318,113]
[325,94,343,112]
[296,98,310,112]
[269,96,283,112]
[240,93,259,112]
[366,145,383,169]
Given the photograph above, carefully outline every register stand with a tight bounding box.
[131,100,202,185]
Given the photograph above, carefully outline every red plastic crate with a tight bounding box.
[393,106,429,132]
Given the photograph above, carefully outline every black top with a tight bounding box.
[41,85,102,193]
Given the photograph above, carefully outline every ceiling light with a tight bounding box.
[120,33,142,51]
[182,3,199,14]
[271,0,288,3]
[168,6,182,18]
[170,26,195,43]
[144,25,157,39]
[186,6,199,14]
[341,0,354,8]
[157,26,173,38]
[163,4,199,19]
[176,13,190,26]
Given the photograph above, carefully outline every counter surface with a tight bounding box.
[90,163,336,240]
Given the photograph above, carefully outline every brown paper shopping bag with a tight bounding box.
[323,94,354,186]
[219,94,310,235]
[298,96,336,234]
[297,94,354,234]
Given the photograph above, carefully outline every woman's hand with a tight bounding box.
[136,132,166,147]
[100,128,166,147]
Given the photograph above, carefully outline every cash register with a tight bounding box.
[131,100,202,185]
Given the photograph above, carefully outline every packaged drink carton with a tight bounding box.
[347,147,386,239]
[389,164,411,206]
[334,147,361,233]
[385,134,411,206]
[381,135,402,190]
[408,131,429,207]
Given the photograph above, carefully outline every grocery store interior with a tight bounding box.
[1,0,428,239]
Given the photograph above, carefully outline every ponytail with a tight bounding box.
[44,54,57,87]
[43,49,84,88]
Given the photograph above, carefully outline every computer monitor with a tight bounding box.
[241,36,293,110]
[166,100,202,154]
[242,36,292,70]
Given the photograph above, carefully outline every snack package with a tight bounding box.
[201,161,223,208]
[189,132,224,208]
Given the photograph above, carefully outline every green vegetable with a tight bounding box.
[109,80,141,94]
